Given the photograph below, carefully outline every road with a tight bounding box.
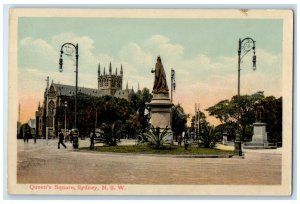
[17,139,281,185]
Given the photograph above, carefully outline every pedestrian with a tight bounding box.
[90,130,95,150]
[25,128,30,143]
[58,129,67,149]
[184,130,190,150]
[178,134,182,146]
[69,131,73,143]
[23,127,26,143]
[180,131,185,146]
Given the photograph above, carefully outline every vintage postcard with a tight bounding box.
[8,8,293,195]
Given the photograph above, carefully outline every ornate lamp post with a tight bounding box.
[171,68,176,103]
[95,107,98,133]
[59,43,79,149]
[64,101,68,137]
[235,37,257,156]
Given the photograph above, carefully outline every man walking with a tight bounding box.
[58,129,67,149]
[24,128,30,143]
[184,130,190,150]
[90,129,95,150]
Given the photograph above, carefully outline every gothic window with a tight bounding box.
[39,118,42,130]
[48,85,56,97]
[117,79,120,87]
[48,100,55,114]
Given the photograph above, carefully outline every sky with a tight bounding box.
[18,17,283,125]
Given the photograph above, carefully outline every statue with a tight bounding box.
[151,56,169,94]
[255,105,264,122]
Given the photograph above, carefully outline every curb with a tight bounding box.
[76,149,235,158]
[175,154,234,158]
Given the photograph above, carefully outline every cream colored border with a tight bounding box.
[8,8,293,196]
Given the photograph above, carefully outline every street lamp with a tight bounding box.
[95,107,97,133]
[235,37,256,156]
[64,101,68,137]
[59,43,79,149]
[171,69,176,103]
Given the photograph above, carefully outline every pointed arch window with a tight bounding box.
[48,85,56,97]
[48,100,55,114]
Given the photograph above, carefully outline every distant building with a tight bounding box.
[35,62,134,138]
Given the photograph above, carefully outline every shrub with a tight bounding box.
[143,126,172,149]
[98,121,123,146]
[199,125,220,149]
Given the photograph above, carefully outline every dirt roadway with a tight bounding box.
[17,139,281,185]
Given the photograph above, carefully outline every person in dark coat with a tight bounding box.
[90,130,95,150]
[184,130,190,150]
[69,131,73,143]
[24,128,30,143]
[58,129,67,149]
[23,128,26,143]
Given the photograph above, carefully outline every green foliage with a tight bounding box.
[206,92,282,144]
[260,96,282,145]
[124,112,142,139]
[191,109,208,141]
[199,125,220,148]
[56,90,152,138]
[126,88,152,137]
[171,104,188,140]
[143,126,172,149]
[97,121,123,146]
[214,122,236,141]
[83,144,234,155]
[206,99,233,123]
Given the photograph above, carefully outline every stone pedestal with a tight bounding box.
[149,93,173,128]
[244,122,276,149]
[149,93,173,142]
[222,133,228,145]
[251,122,268,145]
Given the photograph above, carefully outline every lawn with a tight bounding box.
[81,144,235,156]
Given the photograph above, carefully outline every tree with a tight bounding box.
[206,92,282,143]
[171,104,188,141]
[205,99,233,123]
[124,112,142,139]
[56,93,135,136]
[55,88,153,140]
[206,93,263,141]
[127,88,152,137]
[214,122,236,142]
[259,96,282,145]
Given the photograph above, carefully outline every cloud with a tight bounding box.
[19,37,57,70]
[143,35,184,60]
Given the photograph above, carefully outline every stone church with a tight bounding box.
[35,62,134,139]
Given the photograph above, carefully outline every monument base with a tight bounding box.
[149,93,173,143]
[222,132,228,145]
[222,136,228,145]
[244,122,277,149]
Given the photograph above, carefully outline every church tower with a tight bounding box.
[98,62,123,96]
